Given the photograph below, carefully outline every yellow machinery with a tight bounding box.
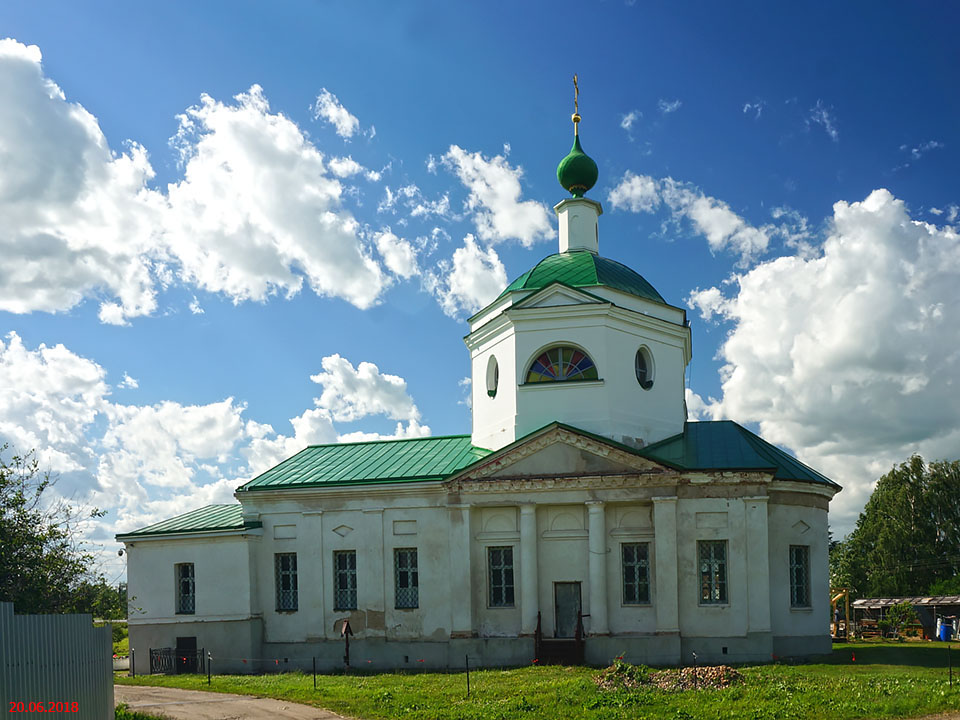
[831,588,851,640]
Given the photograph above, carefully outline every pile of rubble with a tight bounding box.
[650,664,743,691]
[595,660,743,692]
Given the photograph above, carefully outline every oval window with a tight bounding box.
[486,356,499,397]
[635,347,654,390]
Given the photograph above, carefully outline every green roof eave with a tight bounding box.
[115,504,259,541]
[237,475,450,492]
[640,421,841,490]
[235,434,492,492]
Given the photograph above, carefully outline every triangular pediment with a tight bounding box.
[449,424,674,483]
[511,282,608,310]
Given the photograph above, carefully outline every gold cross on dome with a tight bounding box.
[572,74,582,135]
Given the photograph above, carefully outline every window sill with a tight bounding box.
[276,609,298,614]
[790,606,813,612]
[697,603,730,609]
[519,379,604,390]
[487,605,516,610]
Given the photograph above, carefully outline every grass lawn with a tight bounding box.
[115,641,960,720]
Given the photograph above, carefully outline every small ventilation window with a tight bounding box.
[635,347,654,390]
[486,356,499,398]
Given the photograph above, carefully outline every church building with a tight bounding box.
[119,109,841,673]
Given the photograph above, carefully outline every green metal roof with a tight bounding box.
[499,251,665,304]
[640,421,841,489]
[116,504,255,540]
[236,434,492,492]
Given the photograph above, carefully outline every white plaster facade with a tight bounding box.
[121,187,839,673]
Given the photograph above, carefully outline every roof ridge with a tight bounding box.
[304,433,475,449]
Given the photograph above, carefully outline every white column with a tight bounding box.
[745,497,771,633]
[447,505,473,637]
[653,496,679,634]
[587,501,609,635]
[520,504,539,635]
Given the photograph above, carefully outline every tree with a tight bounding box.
[0,445,108,613]
[880,601,918,639]
[830,455,960,597]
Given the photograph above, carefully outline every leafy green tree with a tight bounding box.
[832,456,960,597]
[0,445,108,613]
[929,574,960,595]
[884,601,918,638]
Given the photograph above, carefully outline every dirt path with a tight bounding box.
[115,685,347,720]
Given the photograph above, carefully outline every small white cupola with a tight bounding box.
[555,196,602,254]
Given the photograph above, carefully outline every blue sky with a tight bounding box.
[1,1,957,579]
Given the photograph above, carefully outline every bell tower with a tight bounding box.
[466,79,691,451]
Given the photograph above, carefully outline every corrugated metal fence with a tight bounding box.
[0,602,113,720]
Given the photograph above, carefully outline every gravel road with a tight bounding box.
[115,685,347,720]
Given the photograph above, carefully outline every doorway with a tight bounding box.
[554,582,582,638]
[175,636,198,673]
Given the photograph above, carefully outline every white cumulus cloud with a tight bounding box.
[687,189,960,533]
[312,88,360,139]
[374,230,420,279]
[0,38,165,325]
[166,85,388,309]
[442,145,551,247]
[425,234,508,318]
[608,172,775,264]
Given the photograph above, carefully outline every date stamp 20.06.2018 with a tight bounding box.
[9,701,79,713]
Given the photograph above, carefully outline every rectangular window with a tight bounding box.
[487,546,515,607]
[622,543,651,605]
[394,548,419,609]
[789,545,811,608]
[333,550,357,611]
[275,553,298,611]
[176,563,195,614]
[698,540,727,605]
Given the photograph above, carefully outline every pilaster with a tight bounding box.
[587,501,609,635]
[520,504,539,635]
[653,496,679,634]
[745,496,771,633]
[361,508,385,638]
[448,505,474,637]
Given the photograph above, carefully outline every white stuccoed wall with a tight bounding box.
[469,297,690,451]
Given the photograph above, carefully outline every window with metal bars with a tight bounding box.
[622,543,651,605]
[487,546,515,607]
[789,545,810,607]
[275,553,298,611]
[394,548,419,609]
[698,540,727,604]
[333,550,357,611]
[175,563,195,614]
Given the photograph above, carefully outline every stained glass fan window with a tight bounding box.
[525,347,598,383]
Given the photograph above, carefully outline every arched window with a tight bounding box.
[525,346,598,383]
[635,347,654,390]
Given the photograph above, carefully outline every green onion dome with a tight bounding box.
[557,135,599,198]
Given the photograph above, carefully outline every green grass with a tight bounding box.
[113,635,129,656]
[115,703,166,720]
[115,642,960,720]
